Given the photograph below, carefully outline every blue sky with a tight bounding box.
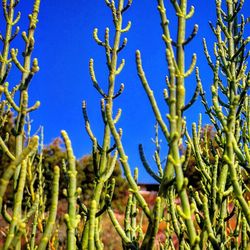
[2,1,249,183]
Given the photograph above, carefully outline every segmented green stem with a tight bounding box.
[37,166,60,250]
[3,160,28,250]
[0,0,16,80]
[61,130,80,250]
[0,136,39,212]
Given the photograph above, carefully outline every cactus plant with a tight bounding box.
[186,0,250,248]
[0,1,60,249]
[0,0,249,249]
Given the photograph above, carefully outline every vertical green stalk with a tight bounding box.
[62,130,80,250]
[0,1,42,248]
[210,0,250,227]
[89,200,97,250]
[215,1,234,223]
[37,166,60,250]
[3,160,27,250]
[14,0,41,188]
[223,0,250,224]
[82,1,135,248]
[29,208,39,250]
[193,0,250,247]
[158,0,198,247]
[81,221,89,250]
[0,0,16,80]
[4,1,41,248]
[106,106,151,218]
[176,1,186,131]
[141,197,161,250]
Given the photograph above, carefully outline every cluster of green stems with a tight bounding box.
[0,0,249,249]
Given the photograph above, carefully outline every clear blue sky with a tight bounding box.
[3,1,250,183]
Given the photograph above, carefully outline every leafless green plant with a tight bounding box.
[0,0,249,249]
[0,1,60,249]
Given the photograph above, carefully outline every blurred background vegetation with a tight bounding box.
[0,112,128,208]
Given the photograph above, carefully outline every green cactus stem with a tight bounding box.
[88,200,97,250]
[0,0,20,81]
[3,159,28,250]
[141,197,161,250]
[0,136,39,211]
[136,0,200,247]
[37,166,60,250]
[106,104,151,219]
[61,130,81,250]
[14,0,41,188]
[106,196,133,247]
